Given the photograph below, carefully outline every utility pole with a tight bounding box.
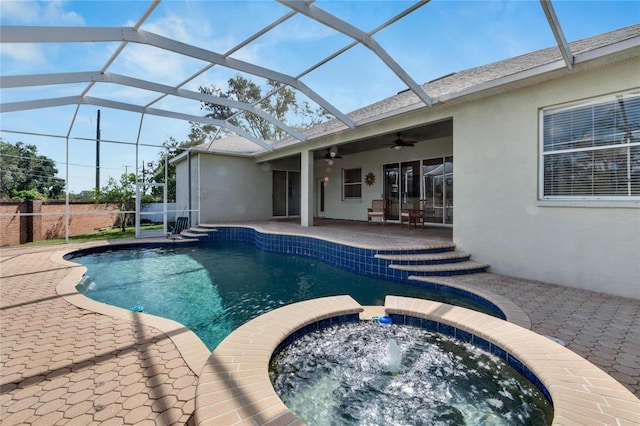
[95,109,101,191]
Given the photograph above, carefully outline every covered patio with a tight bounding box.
[1,220,638,424]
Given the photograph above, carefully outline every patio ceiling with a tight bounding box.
[1,0,574,154]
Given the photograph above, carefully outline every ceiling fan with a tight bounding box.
[324,147,342,160]
[389,132,417,149]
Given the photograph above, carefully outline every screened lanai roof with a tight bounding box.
[1,1,639,167]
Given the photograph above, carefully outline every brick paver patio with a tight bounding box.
[1,244,198,425]
[1,221,638,424]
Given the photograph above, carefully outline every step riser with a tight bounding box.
[376,246,456,255]
[405,267,489,276]
[380,256,470,266]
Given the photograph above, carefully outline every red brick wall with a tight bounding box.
[0,202,28,246]
[0,200,119,246]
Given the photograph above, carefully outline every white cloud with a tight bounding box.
[0,0,41,23]
[0,43,46,64]
[0,0,84,25]
[41,0,84,25]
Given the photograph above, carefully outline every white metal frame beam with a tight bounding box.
[278,0,433,107]
[1,96,273,151]
[539,0,574,70]
[0,25,355,129]
[1,71,307,142]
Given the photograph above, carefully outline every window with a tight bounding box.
[342,168,362,200]
[541,91,640,200]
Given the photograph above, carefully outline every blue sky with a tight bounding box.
[1,0,639,193]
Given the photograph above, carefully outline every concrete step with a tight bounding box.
[180,230,210,240]
[375,251,470,265]
[376,243,456,255]
[389,260,489,276]
[195,223,219,230]
[190,226,218,233]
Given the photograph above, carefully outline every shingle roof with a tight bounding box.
[201,24,640,154]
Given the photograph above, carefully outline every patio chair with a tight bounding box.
[401,199,426,229]
[367,199,386,225]
[170,216,189,236]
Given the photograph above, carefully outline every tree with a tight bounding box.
[0,139,66,199]
[69,190,97,200]
[96,173,136,232]
[191,74,330,142]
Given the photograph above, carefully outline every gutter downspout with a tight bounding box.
[188,149,192,227]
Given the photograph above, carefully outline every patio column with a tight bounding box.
[300,148,314,227]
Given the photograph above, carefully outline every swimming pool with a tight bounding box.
[72,242,500,350]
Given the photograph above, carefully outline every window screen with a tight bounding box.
[343,168,362,199]
[541,92,640,199]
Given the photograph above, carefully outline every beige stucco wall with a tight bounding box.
[453,57,640,299]
[196,154,273,222]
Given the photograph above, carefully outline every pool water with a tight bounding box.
[73,242,497,350]
[270,322,553,425]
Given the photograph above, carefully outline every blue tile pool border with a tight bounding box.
[206,226,506,320]
[270,313,360,360]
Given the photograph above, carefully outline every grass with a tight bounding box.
[26,224,165,245]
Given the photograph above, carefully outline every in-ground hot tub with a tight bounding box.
[194,295,640,425]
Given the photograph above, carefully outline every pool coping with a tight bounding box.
[194,295,640,426]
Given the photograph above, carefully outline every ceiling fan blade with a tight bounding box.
[390,132,416,147]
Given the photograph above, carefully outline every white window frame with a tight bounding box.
[342,167,362,200]
[539,90,640,202]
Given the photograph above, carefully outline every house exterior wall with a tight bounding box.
[197,154,273,222]
[453,57,640,299]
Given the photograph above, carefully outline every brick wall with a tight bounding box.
[0,200,119,246]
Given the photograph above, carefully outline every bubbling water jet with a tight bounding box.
[385,338,402,373]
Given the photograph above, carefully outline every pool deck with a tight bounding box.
[1,219,639,424]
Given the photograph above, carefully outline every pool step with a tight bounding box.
[194,224,219,230]
[375,244,488,277]
[374,251,471,265]
[376,243,457,255]
[190,226,218,233]
[389,260,489,276]
[180,226,218,240]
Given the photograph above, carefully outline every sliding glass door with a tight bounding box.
[383,161,421,221]
[383,164,400,220]
[272,170,300,217]
[422,156,453,224]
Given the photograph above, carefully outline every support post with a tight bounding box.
[95,109,101,191]
[300,149,314,227]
